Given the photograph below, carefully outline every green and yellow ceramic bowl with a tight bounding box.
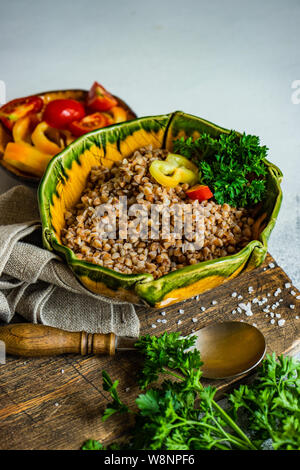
[38,111,283,307]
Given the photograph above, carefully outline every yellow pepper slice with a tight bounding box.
[12,115,34,143]
[3,141,52,177]
[149,153,199,188]
[110,106,128,123]
[31,121,62,155]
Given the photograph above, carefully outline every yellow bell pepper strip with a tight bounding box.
[3,141,52,177]
[149,153,199,188]
[109,106,127,123]
[31,121,63,155]
[12,115,39,143]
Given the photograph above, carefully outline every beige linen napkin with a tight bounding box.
[0,185,139,336]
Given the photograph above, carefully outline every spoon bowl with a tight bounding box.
[194,321,266,379]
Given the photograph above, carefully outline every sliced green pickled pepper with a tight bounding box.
[149,153,199,188]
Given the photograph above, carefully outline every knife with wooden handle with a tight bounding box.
[0,324,137,357]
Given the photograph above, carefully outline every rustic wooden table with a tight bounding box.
[0,254,299,450]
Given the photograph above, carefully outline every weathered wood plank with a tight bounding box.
[0,253,299,450]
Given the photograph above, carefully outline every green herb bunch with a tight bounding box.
[173,131,268,208]
[82,333,300,451]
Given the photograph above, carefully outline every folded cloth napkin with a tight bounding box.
[0,185,140,337]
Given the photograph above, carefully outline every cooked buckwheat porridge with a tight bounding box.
[61,146,254,279]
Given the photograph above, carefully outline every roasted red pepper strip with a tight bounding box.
[87,82,118,112]
[186,184,214,201]
[0,96,43,130]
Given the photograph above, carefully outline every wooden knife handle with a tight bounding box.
[0,324,116,357]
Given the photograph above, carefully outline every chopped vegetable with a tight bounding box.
[12,114,39,143]
[186,184,213,201]
[109,106,127,123]
[149,153,199,188]
[173,132,268,207]
[43,99,85,130]
[3,141,52,176]
[69,112,108,136]
[31,121,62,155]
[87,81,118,112]
[82,333,300,451]
[0,96,43,130]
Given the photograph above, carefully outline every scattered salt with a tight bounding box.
[238,302,253,317]
[270,319,275,325]
[160,311,166,316]
[151,324,157,329]
[161,319,167,324]
[179,309,185,314]
[231,310,236,314]
[237,295,243,300]
[192,318,198,323]
[269,263,275,269]
[231,292,237,298]
[290,290,296,296]
[177,320,182,325]
[200,307,206,312]
[278,319,285,327]
[285,283,291,289]
[211,300,217,305]
[290,304,295,310]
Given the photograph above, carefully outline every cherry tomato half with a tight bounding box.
[69,112,109,136]
[87,82,118,112]
[0,96,43,130]
[43,99,85,130]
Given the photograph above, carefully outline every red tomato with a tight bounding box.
[87,82,118,112]
[0,96,43,130]
[43,99,85,130]
[69,112,108,136]
[186,185,214,202]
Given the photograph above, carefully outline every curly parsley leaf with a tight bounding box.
[173,131,268,208]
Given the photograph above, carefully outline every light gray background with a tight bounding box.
[0,0,299,287]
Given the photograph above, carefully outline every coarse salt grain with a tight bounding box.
[161,319,167,324]
[237,295,243,300]
[238,302,253,317]
[177,320,182,325]
[211,300,217,305]
[179,309,185,314]
[270,319,275,324]
[231,310,236,314]
[231,292,237,298]
[278,319,285,327]
[290,304,295,310]
[285,283,291,289]
[290,290,296,296]
[269,263,275,269]
[201,307,206,312]
[192,318,198,323]
[160,311,166,316]
[151,324,157,329]
[275,313,281,318]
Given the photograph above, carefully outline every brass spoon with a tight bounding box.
[0,321,266,379]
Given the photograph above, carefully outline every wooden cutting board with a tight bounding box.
[0,253,299,450]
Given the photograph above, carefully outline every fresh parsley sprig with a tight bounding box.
[82,334,299,451]
[173,131,268,208]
